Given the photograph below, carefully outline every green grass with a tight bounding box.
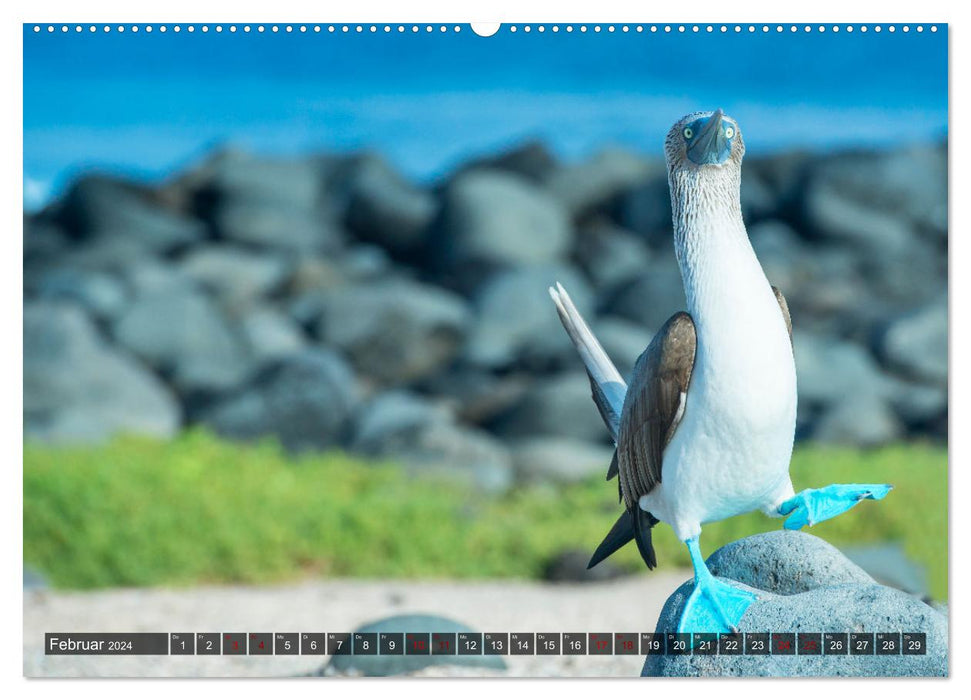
[24,431,947,599]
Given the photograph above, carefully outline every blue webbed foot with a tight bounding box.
[677,537,757,634]
[779,483,893,530]
[678,575,757,634]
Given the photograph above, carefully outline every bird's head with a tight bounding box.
[664,109,744,172]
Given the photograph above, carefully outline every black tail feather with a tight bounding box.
[587,509,658,571]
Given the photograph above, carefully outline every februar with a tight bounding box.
[48,636,105,652]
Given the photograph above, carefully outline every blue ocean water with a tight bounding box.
[23,24,948,209]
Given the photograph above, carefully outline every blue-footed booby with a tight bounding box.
[549,109,892,634]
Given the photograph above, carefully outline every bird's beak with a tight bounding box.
[687,108,732,166]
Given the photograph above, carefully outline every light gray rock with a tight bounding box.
[24,302,180,443]
[344,154,437,255]
[748,220,809,293]
[312,280,470,385]
[876,297,947,386]
[33,268,129,322]
[352,395,513,493]
[574,222,653,292]
[511,437,613,485]
[198,349,359,453]
[490,372,608,444]
[112,285,251,395]
[643,532,947,677]
[201,150,342,253]
[432,170,572,274]
[464,264,593,370]
[178,245,289,306]
[793,331,896,406]
[544,148,659,217]
[322,614,505,676]
[812,392,903,446]
[236,306,307,364]
[706,531,875,595]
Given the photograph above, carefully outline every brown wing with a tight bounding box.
[615,312,697,510]
[772,286,792,341]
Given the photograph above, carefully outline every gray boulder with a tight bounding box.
[344,154,437,255]
[543,148,659,217]
[311,280,470,385]
[236,306,307,364]
[112,283,252,395]
[178,245,289,307]
[643,532,947,677]
[55,175,205,253]
[24,302,180,444]
[574,221,653,292]
[431,170,572,279]
[201,150,342,253]
[464,264,593,370]
[618,173,672,247]
[199,349,359,453]
[812,392,903,446]
[876,297,947,386]
[794,331,896,406]
[593,316,654,382]
[350,392,513,493]
[415,369,531,426]
[322,614,505,676]
[511,437,613,485]
[32,267,129,322]
[604,259,687,334]
[457,140,559,183]
[490,372,609,444]
[705,531,875,595]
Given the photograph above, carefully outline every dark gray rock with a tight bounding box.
[322,614,505,676]
[643,532,947,677]
[198,349,359,453]
[464,264,593,370]
[24,302,180,443]
[593,316,654,382]
[706,531,875,595]
[415,369,531,426]
[351,394,513,493]
[200,150,342,253]
[618,173,672,247]
[544,148,660,218]
[236,306,307,364]
[543,549,628,582]
[430,170,572,281]
[802,146,946,247]
[33,267,129,322]
[812,392,903,446]
[793,331,897,406]
[573,221,652,292]
[55,175,205,253]
[311,280,470,385]
[876,297,947,386]
[604,259,686,334]
[344,154,437,255]
[112,283,252,395]
[511,437,613,485]
[457,140,558,183]
[178,245,289,306]
[490,372,609,444]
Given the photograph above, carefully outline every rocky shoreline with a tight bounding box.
[24,141,947,490]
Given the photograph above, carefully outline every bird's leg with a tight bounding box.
[677,537,756,635]
[778,483,893,530]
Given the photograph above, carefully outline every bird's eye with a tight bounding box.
[725,126,735,139]
[683,127,694,139]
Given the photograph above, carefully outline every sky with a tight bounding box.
[23,24,948,209]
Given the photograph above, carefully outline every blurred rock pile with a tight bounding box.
[24,141,947,491]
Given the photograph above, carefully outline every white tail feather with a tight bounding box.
[548,281,627,441]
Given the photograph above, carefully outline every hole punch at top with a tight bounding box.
[471,23,500,37]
